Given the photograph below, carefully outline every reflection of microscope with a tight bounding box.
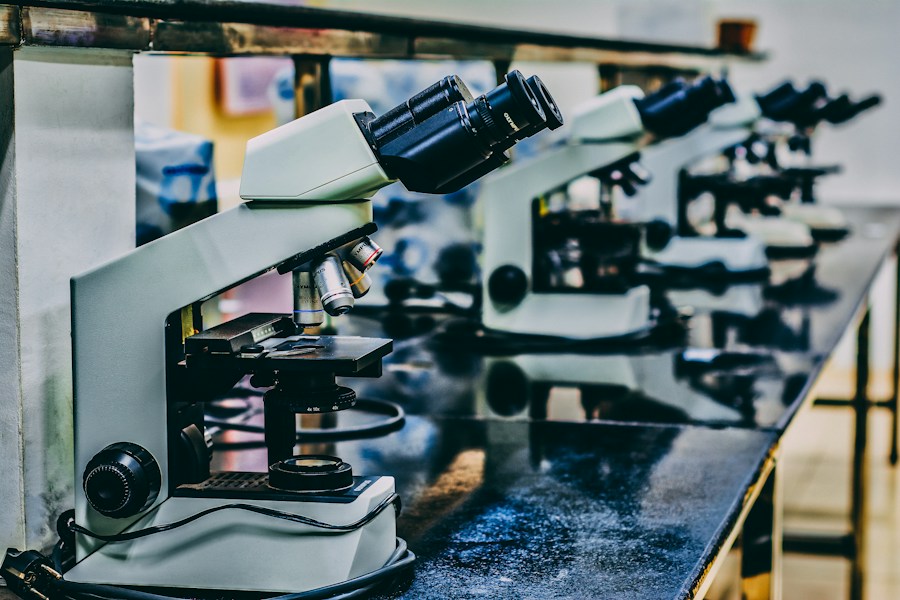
[481,76,734,339]
[59,72,560,596]
[480,350,771,426]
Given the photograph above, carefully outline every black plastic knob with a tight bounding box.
[488,265,528,307]
[83,442,161,518]
[644,219,673,252]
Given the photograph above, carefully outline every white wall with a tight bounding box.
[315,0,900,204]
[710,1,900,204]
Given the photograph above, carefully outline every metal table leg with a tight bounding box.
[784,307,871,600]
[890,244,899,466]
[742,464,782,600]
[849,308,870,600]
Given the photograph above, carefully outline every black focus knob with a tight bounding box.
[644,219,673,252]
[488,265,528,307]
[83,442,161,518]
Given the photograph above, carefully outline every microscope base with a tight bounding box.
[667,284,764,318]
[648,236,769,277]
[66,476,397,594]
[484,285,652,340]
[780,203,850,242]
[729,214,818,258]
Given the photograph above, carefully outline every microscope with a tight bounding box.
[646,80,880,271]
[54,71,561,596]
[481,75,733,339]
[725,80,881,245]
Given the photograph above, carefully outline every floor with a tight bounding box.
[781,367,900,600]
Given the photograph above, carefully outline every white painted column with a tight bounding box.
[0,46,135,552]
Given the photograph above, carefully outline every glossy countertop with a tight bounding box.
[1,207,893,600]
[204,206,900,598]
[213,417,776,600]
[340,206,900,434]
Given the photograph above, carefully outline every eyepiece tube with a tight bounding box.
[635,75,735,139]
[369,75,475,145]
[481,70,547,136]
[366,70,563,194]
[312,254,355,316]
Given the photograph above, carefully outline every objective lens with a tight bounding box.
[345,236,383,272]
[342,260,372,299]
[293,270,324,328]
[312,254,354,316]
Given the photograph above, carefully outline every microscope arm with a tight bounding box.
[637,124,756,224]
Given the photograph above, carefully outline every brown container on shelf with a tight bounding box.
[717,19,757,53]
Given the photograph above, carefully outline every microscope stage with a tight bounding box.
[185,314,392,377]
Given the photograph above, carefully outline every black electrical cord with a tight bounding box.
[40,538,414,600]
[268,537,415,600]
[208,398,406,449]
[70,493,400,543]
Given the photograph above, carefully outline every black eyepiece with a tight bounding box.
[369,75,474,146]
[526,76,565,132]
[485,70,547,134]
[362,70,563,194]
[635,75,736,139]
[824,93,882,124]
[756,80,829,125]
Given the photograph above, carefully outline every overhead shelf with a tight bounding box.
[0,1,766,68]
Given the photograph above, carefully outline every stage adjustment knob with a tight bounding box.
[83,442,161,518]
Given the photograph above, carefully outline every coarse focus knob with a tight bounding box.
[83,442,161,519]
[488,265,528,308]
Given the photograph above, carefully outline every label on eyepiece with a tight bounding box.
[504,112,520,131]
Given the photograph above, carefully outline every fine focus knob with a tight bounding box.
[83,442,161,518]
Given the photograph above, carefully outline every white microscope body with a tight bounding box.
[65,71,560,595]
[639,97,779,275]
[481,76,735,339]
[727,82,880,246]
[481,86,653,339]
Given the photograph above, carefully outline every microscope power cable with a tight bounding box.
[29,495,415,600]
[69,493,401,542]
[47,537,414,600]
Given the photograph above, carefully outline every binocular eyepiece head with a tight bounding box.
[360,70,564,195]
[755,80,829,124]
[634,75,736,139]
